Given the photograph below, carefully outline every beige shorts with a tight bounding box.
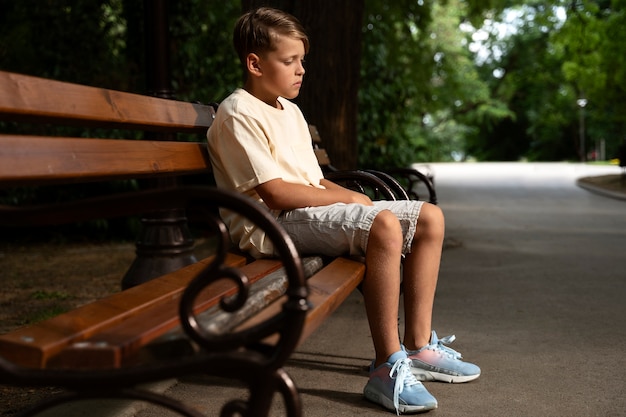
[276,200,424,257]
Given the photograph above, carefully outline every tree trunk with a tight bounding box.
[242,1,365,170]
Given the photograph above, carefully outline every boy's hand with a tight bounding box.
[326,181,373,206]
[350,192,374,206]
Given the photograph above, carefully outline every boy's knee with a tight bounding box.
[426,203,445,225]
[418,203,445,240]
[373,209,402,231]
[370,210,403,249]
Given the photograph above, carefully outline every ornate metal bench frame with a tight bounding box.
[1,186,308,417]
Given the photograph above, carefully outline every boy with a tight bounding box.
[207,7,480,414]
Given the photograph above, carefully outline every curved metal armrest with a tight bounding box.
[324,170,397,201]
[383,167,437,204]
[362,169,411,201]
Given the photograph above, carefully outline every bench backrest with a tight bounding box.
[0,70,215,186]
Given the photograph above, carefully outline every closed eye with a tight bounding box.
[284,57,306,66]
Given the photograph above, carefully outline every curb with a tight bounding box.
[576,178,626,201]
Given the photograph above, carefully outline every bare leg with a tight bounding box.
[362,210,404,367]
[402,203,445,350]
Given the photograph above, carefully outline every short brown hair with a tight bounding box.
[233,7,309,66]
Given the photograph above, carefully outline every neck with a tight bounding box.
[244,82,281,109]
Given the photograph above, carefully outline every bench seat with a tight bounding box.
[0,253,247,368]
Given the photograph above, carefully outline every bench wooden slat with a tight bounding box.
[0,71,214,133]
[308,125,322,143]
[313,148,331,167]
[235,257,365,346]
[0,252,246,368]
[0,135,211,186]
[49,259,283,369]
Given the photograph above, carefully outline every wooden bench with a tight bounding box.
[0,70,369,417]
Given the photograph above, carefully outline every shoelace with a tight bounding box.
[428,331,462,359]
[389,357,420,415]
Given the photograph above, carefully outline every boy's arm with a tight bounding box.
[256,178,373,210]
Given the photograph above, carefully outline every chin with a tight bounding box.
[288,90,301,99]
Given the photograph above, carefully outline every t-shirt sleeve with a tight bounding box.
[212,113,283,193]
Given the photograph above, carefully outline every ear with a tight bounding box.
[246,53,263,77]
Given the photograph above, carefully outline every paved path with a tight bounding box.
[421,162,626,417]
[47,162,626,417]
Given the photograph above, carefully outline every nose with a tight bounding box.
[297,61,305,75]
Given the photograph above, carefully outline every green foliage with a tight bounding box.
[556,0,626,158]
[467,1,626,161]
[358,1,434,168]
[2,0,625,179]
[0,0,130,88]
[0,0,241,98]
[466,4,567,160]
[31,290,71,301]
[168,0,242,103]
[358,0,505,166]
[25,305,69,325]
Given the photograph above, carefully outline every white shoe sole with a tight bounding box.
[364,387,438,414]
[411,368,480,383]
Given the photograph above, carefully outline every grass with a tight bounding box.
[24,305,69,324]
[31,290,71,301]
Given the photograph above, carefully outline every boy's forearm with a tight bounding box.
[256,178,372,210]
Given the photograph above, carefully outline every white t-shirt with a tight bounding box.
[207,88,324,257]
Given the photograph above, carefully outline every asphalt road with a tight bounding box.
[422,162,626,417]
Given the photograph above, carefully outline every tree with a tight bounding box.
[467,1,626,161]
[168,0,242,102]
[357,0,510,166]
[0,0,128,88]
[467,4,573,161]
[555,0,626,160]
[4,0,622,169]
[357,0,435,168]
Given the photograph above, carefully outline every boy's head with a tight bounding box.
[233,7,309,74]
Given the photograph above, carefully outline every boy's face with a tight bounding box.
[248,34,306,106]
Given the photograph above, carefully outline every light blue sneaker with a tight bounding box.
[363,350,438,414]
[405,331,481,383]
